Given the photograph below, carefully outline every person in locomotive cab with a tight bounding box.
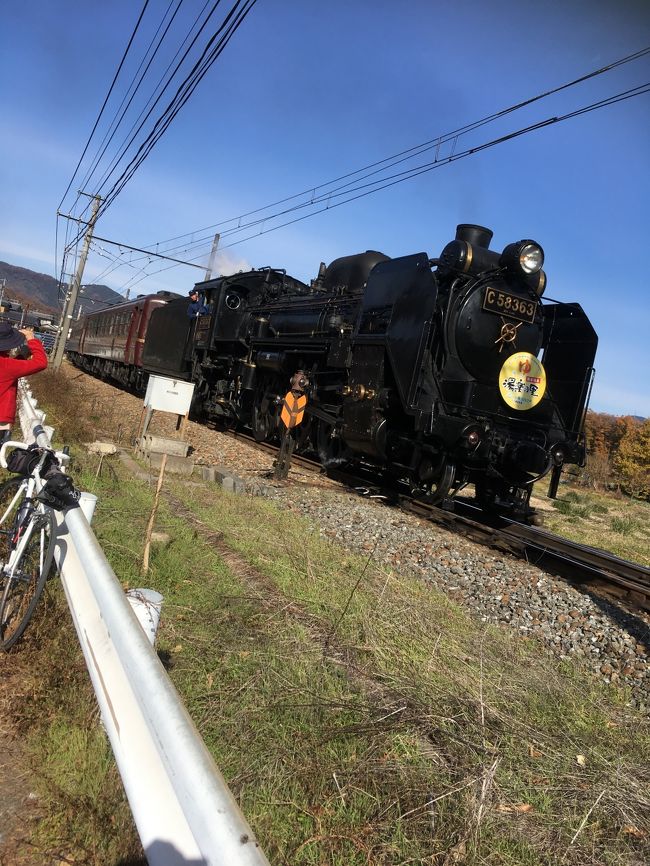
[0,323,48,444]
[187,289,209,318]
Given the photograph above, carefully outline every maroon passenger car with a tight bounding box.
[67,291,180,391]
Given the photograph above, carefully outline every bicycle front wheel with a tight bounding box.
[0,504,56,650]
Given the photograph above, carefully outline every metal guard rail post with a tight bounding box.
[15,381,271,866]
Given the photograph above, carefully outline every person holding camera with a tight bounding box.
[0,323,48,444]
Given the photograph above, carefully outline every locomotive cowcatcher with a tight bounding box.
[140,224,597,522]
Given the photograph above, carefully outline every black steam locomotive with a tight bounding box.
[143,223,598,520]
[68,224,598,522]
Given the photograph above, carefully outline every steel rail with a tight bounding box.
[397,495,650,604]
[499,521,650,596]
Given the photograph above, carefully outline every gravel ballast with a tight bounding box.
[63,364,650,712]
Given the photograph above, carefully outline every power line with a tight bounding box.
[83,0,219,200]
[62,79,650,302]
[76,0,182,197]
[107,74,650,274]
[125,79,650,282]
[96,0,259,218]
[58,0,259,257]
[135,45,650,251]
[57,0,151,210]
[58,43,649,298]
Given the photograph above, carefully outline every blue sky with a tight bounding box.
[1,0,649,416]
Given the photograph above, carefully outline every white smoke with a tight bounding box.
[213,251,252,276]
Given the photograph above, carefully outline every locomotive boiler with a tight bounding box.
[140,224,597,522]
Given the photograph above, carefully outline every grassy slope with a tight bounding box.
[4,369,648,865]
[538,486,650,567]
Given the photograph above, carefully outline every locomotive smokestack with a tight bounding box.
[455,224,493,249]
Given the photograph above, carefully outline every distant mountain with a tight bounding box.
[0,260,123,320]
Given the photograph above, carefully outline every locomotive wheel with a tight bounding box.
[252,391,274,442]
[421,460,456,505]
[413,461,456,505]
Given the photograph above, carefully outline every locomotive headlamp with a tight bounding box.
[519,243,544,274]
[500,240,544,275]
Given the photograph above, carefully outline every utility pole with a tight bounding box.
[204,232,220,281]
[51,195,101,370]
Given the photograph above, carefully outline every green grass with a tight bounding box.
[0,579,143,864]
[6,368,648,865]
[10,452,649,865]
[610,515,639,535]
[159,479,650,865]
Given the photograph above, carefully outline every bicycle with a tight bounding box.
[0,441,76,650]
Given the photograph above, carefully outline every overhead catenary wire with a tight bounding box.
[58,0,259,259]
[208,82,650,252]
[57,0,151,211]
[63,76,650,285]
[108,80,650,285]
[58,77,650,300]
[61,77,650,312]
[133,45,650,251]
[57,43,649,303]
[75,0,183,197]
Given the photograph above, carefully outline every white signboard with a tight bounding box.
[144,375,195,416]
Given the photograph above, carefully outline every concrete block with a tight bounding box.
[147,453,195,476]
[141,434,190,457]
[248,481,275,498]
[198,464,246,493]
[220,474,246,494]
[211,465,234,483]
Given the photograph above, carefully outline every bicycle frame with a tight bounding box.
[0,442,68,570]
[0,452,59,581]
[0,477,36,577]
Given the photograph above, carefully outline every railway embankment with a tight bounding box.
[0,363,648,865]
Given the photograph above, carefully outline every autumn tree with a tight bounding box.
[582,411,620,489]
[614,417,650,499]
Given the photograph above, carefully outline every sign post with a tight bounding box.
[138,376,195,573]
[273,389,308,480]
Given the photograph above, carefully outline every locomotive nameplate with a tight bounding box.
[499,352,546,410]
[483,287,536,324]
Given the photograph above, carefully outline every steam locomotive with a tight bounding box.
[67,224,598,522]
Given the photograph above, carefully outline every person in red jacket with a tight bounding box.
[0,322,48,445]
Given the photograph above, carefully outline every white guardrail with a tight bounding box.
[15,381,272,866]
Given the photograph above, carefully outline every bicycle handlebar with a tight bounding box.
[0,441,70,471]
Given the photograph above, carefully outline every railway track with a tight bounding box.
[396,496,650,609]
[215,427,650,608]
